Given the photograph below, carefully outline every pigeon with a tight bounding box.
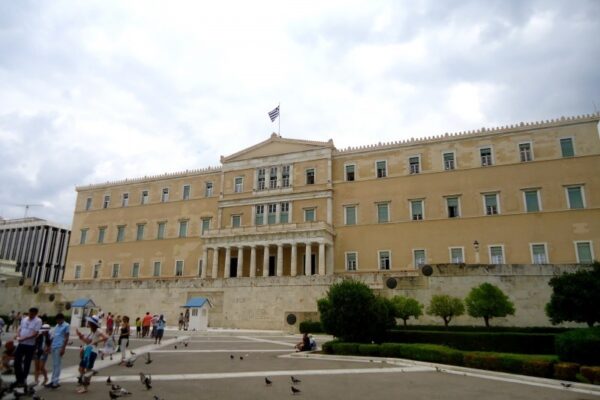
[230,354,234,360]
[106,376,112,385]
[125,357,137,368]
[561,382,573,388]
[113,387,132,396]
[111,384,122,391]
[174,345,177,349]
[130,351,136,356]
[143,374,152,390]
[145,352,153,365]
[435,367,442,372]
[109,391,121,399]
[184,341,189,347]
[291,386,301,395]
[265,377,272,386]
[239,356,244,360]
[291,376,301,384]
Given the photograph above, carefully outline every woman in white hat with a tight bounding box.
[33,324,51,385]
[75,315,108,394]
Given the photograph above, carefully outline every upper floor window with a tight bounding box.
[346,252,358,271]
[531,243,548,264]
[257,168,266,191]
[519,143,533,162]
[344,205,357,225]
[267,203,277,224]
[79,229,88,245]
[575,241,594,264]
[103,195,110,209]
[304,208,315,222]
[153,261,161,277]
[131,262,140,278]
[136,224,145,241]
[255,205,265,225]
[85,197,92,211]
[409,156,420,174]
[112,263,120,278]
[377,203,389,223]
[413,249,426,268]
[378,250,391,270]
[560,138,574,157]
[175,260,184,276]
[480,147,493,166]
[122,193,129,207]
[345,164,355,181]
[443,152,455,170]
[98,227,106,244]
[179,220,188,237]
[74,265,82,279]
[93,263,101,279]
[489,245,505,264]
[282,165,291,187]
[446,197,460,218]
[270,167,278,189]
[523,189,540,212]
[232,215,241,228]
[201,217,211,234]
[280,202,290,224]
[566,185,585,209]
[410,199,424,220]
[141,190,149,204]
[449,247,464,263]
[376,161,387,178]
[484,193,499,215]
[161,188,169,202]
[205,182,213,197]
[306,168,315,185]
[157,222,166,239]
[183,185,191,200]
[116,225,126,242]
[234,177,243,193]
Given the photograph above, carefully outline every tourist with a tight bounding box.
[1,339,15,374]
[178,313,184,330]
[154,315,166,345]
[184,309,190,331]
[135,317,141,338]
[13,312,21,332]
[46,313,69,389]
[106,313,114,336]
[142,312,152,338]
[12,307,42,389]
[0,316,5,347]
[115,315,122,335]
[118,316,130,364]
[75,315,107,394]
[33,324,51,386]
[295,333,311,352]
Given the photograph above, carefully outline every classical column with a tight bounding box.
[237,246,244,277]
[201,247,208,279]
[291,243,297,277]
[224,246,231,278]
[250,245,257,277]
[318,243,326,275]
[304,242,311,276]
[276,244,284,277]
[262,244,270,277]
[211,247,219,279]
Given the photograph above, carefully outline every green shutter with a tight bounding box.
[346,207,356,225]
[525,191,539,212]
[412,201,422,216]
[560,138,574,157]
[577,243,593,263]
[377,204,388,223]
[568,187,584,209]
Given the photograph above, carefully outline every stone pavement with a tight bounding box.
[4,330,600,400]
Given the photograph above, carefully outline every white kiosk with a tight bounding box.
[70,298,97,329]
[182,297,212,331]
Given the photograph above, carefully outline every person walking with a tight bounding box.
[118,316,130,364]
[46,313,69,389]
[33,324,51,386]
[142,312,152,338]
[106,313,114,336]
[154,315,166,345]
[178,313,184,330]
[75,315,107,394]
[12,307,42,389]
[135,317,141,338]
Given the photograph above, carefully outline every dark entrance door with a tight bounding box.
[230,257,238,277]
[311,254,316,275]
[269,256,276,276]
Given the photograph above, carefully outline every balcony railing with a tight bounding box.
[202,221,332,238]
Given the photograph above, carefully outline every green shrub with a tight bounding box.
[321,340,338,354]
[522,359,554,378]
[465,283,515,327]
[379,343,463,365]
[553,362,580,381]
[392,325,570,333]
[331,342,360,355]
[299,320,323,333]
[580,366,600,384]
[358,344,381,357]
[555,328,600,364]
[464,352,556,377]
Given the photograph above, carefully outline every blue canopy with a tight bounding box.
[182,297,211,308]
[71,298,96,308]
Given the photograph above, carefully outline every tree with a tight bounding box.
[546,262,600,327]
[318,280,395,342]
[465,283,515,327]
[391,296,423,326]
[427,295,465,327]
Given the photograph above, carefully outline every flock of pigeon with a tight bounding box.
[264,375,303,395]
[105,351,156,399]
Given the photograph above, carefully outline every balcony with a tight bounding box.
[202,221,334,240]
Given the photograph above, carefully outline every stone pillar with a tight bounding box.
[211,247,219,279]
[224,246,231,278]
[304,242,311,276]
[291,243,297,277]
[276,244,284,277]
[201,247,208,279]
[263,244,270,277]
[318,242,325,276]
[237,246,244,277]
[250,246,257,277]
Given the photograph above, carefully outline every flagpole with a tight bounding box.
[278,102,281,136]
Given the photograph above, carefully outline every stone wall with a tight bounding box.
[0,264,586,330]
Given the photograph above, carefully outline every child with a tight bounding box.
[34,324,52,385]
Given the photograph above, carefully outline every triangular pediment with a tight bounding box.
[221,133,334,163]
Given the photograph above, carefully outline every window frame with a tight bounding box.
[445,196,461,218]
[255,205,265,225]
[122,192,129,207]
[410,199,424,221]
[85,197,92,211]
[98,227,106,244]
[175,260,184,276]
[378,250,391,270]
[518,141,533,162]
[152,261,161,277]
[141,190,149,205]
[74,264,82,279]
[345,163,356,182]
[408,154,421,174]
[375,160,387,178]
[305,168,315,185]
[178,220,188,238]
[131,262,140,278]
[111,263,120,278]
[574,241,594,264]
[79,228,88,245]
[483,192,500,215]
[303,207,316,222]
[345,251,358,271]
[565,185,586,209]
[560,137,575,158]
[205,181,213,197]
[103,195,110,209]
[157,221,166,240]
[522,188,542,212]
[479,146,494,166]
[448,247,465,263]
[280,202,290,224]
[344,205,357,225]
[443,151,456,171]
[376,202,390,223]
[161,188,169,202]
[136,223,145,241]
[182,184,191,200]
[201,217,211,234]
[530,243,549,264]
[234,177,244,193]
[488,244,505,264]
[231,214,241,228]
[93,263,101,279]
[413,249,426,268]
[116,225,126,242]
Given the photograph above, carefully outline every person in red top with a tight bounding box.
[141,312,152,338]
[106,313,114,336]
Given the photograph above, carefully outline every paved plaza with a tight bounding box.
[3,330,600,400]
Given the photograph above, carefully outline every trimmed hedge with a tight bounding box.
[555,328,600,365]
[553,362,580,381]
[385,330,555,354]
[299,320,324,334]
[392,325,570,334]
[380,343,464,365]
[580,366,600,384]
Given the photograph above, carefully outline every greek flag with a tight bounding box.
[268,105,280,122]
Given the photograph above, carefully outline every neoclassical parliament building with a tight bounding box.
[64,114,599,284]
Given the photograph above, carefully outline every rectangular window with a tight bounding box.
[257,168,266,191]
[205,182,213,197]
[93,264,101,279]
[232,215,241,228]
[377,203,389,223]
[411,200,423,220]
[234,177,243,193]
[446,197,460,218]
[346,252,358,271]
[575,241,594,264]
[531,244,548,264]
[153,261,161,277]
[450,247,464,263]
[484,194,499,215]
[141,190,149,204]
[79,229,88,245]
[376,161,387,178]
[566,186,585,209]
[280,202,289,224]
[282,165,291,187]
[270,167,278,189]
[136,224,145,241]
[345,164,355,181]
[255,205,265,225]
[103,195,110,209]
[201,217,211,234]
[413,249,426,268]
[267,203,277,224]
[98,227,106,244]
[74,265,82,279]
[524,190,540,212]
[378,250,391,270]
[85,197,92,211]
[409,156,420,174]
[157,222,166,240]
[122,193,129,207]
[443,152,455,170]
[183,184,191,200]
[161,188,169,202]
[304,208,315,222]
[345,205,356,225]
[116,225,125,242]
[560,138,574,157]
[519,143,532,162]
[306,168,315,185]
[175,260,184,276]
[131,262,140,278]
[480,147,493,166]
[179,220,188,238]
[112,264,120,278]
[489,245,504,264]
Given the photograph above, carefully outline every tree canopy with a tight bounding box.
[426,294,465,327]
[465,283,515,327]
[391,296,423,326]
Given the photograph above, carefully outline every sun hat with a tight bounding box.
[86,315,100,327]
[40,324,51,331]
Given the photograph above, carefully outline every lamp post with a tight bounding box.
[473,241,480,263]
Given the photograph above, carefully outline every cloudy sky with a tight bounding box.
[0,0,598,226]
